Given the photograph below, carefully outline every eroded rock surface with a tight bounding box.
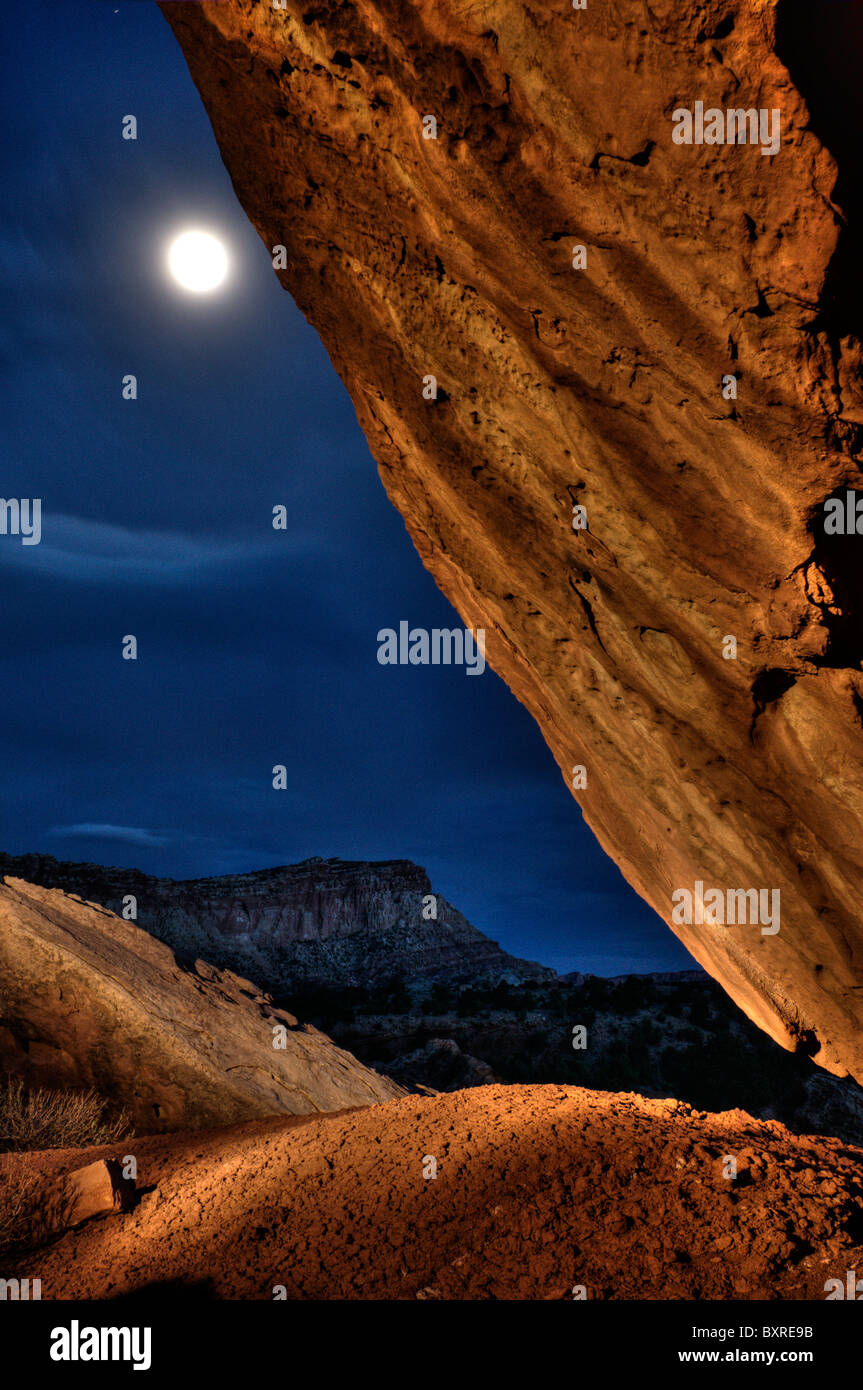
[161,1,863,1078]
[0,877,402,1129]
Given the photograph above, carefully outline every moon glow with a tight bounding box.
[167,229,229,293]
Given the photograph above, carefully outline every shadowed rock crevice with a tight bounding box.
[804,485,863,669]
[776,0,863,339]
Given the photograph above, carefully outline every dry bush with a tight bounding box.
[0,1168,45,1261]
[0,1077,132,1153]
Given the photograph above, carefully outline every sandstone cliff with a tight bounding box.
[161,0,863,1080]
[0,877,402,1129]
[0,853,553,991]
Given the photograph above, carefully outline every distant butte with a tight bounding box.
[0,852,554,991]
[161,1,863,1079]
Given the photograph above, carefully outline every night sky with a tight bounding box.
[0,0,694,977]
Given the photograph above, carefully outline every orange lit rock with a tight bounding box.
[20,1084,863,1300]
[45,1159,135,1233]
[161,1,863,1079]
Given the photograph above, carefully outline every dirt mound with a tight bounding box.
[11,1084,863,1300]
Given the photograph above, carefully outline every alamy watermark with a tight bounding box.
[0,498,41,545]
[672,102,781,157]
[50,1321,151,1371]
[672,881,780,935]
[823,490,863,535]
[825,1271,863,1300]
[0,1277,41,1300]
[377,622,486,675]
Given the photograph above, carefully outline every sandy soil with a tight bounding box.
[6,1084,863,1300]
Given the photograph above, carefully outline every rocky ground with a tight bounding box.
[6,1084,863,1301]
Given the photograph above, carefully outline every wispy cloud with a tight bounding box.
[47,823,170,847]
[0,514,302,585]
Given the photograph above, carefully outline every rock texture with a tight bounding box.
[0,877,402,1129]
[161,0,863,1080]
[45,1160,136,1234]
[11,1084,863,1300]
[0,853,553,992]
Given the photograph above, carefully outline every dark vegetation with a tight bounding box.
[278,973,863,1140]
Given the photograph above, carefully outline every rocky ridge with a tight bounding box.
[0,852,554,993]
[0,876,402,1130]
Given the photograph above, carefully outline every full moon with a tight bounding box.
[167,229,229,293]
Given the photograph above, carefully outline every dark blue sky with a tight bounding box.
[0,0,693,977]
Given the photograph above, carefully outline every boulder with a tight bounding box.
[0,877,403,1130]
[46,1159,136,1233]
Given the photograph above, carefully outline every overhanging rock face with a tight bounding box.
[161,0,863,1080]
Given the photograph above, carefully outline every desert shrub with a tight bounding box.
[423,982,454,1015]
[488,981,518,1011]
[546,987,566,1016]
[359,975,412,1016]
[0,1169,46,1261]
[686,995,713,1028]
[581,977,612,1008]
[611,976,658,1014]
[590,1043,642,1093]
[633,1016,662,1048]
[456,988,481,1018]
[0,1077,132,1154]
[660,1036,810,1119]
[277,985,362,1025]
